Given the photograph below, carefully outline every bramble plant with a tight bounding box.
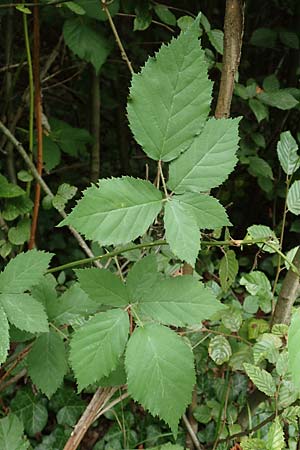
[1,4,300,450]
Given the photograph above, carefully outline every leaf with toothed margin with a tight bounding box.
[167,117,241,193]
[58,177,163,246]
[69,309,129,391]
[125,323,195,435]
[127,14,212,162]
[0,307,9,364]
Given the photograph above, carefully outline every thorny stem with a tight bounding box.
[101,0,134,74]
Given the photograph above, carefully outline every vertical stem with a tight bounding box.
[29,0,43,249]
[90,68,101,183]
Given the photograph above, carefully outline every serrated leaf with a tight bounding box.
[0,250,53,294]
[70,309,129,390]
[168,118,240,193]
[0,306,9,364]
[240,271,272,296]
[278,379,298,408]
[0,414,29,450]
[137,275,225,326]
[219,250,238,291]
[126,255,161,300]
[247,156,273,180]
[288,309,300,390]
[63,17,112,73]
[247,224,279,253]
[0,174,25,198]
[59,177,163,246]
[193,405,212,424]
[125,323,195,434]
[240,437,266,450]
[52,183,77,211]
[244,363,276,397]
[277,131,300,175]
[164,199,200,266]
[253,333,282,365]
[222,307,242,332]
[172,192,231,229]
[127,16,212,161]
[287,180,300,215]
[47,283,97,326]
[208,335,232,365]
[11,388,48,436]
[267,417,284,450]
[282,406,300,426]
[75,268,129,307]
[31,274,57,311]
[0,293,48,333]
[27,330,68,398]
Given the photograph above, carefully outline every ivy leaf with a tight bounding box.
[125,323,195,434]
[277,131,300,175]
[164,199,200,266]
[59,177,163,246]
[0,250,53,294]
[208,335,232,365]
[173,192,231,229]
[50,387,85,427]
[266,417,285,450]
[244,363,276,397]
[47,284,97,326]
[168,118,240,193]
[0,306,9,364]
[70,309,129,391]
[0,293,48,333]
[0,414,29,450]
[219,250,238,291]
[63,18,112,73]
[137,275,225,326]
[126,255,162,301]
[10,388,48,436]
[27,330,68,398]
[287,180,300,215]
[0,174,25,198]
[75,268,129,307]
[127,16,212,162]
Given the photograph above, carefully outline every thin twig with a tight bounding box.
[101,0,134,74]
[0,368,27,393]
[94,391,129,421]
[182,414,204,450]
[0,120,103,268]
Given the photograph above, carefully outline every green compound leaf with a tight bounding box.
[127,16,212,162]
[125,324,195,434]
[137,275,225,326]
[76,268,129,307]
[10,388,48,436]
[0,293,48,333]
[46,284,97,326]
[0,250,53,294]
[63,18,112,73]
[164,198,200,266]
[70,309,129,391]
[267,417,285,450]
[288,309,300,390]
[173,192,231,229]
[287,180,300,215]
[208,335,232,365]
[277,131,300,175]
[59,177,163,246]
[0,306,9,364]
[244,363,276,397]
[0,414,29,450]
[126,255,162,301]
[219,249,238,292]
[168,118,240,193]
[27,330,68,398]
